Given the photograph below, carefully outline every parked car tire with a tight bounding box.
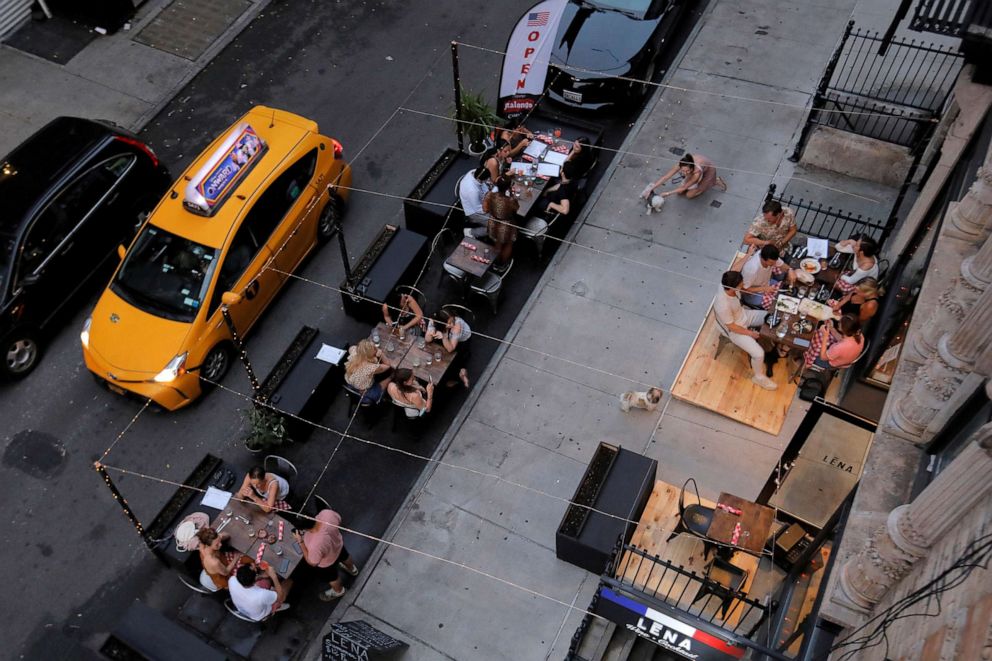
[199,343,232,391]
[317,193,344,242]
[2,328,41,379]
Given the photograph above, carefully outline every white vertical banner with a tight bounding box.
[497,0,568,119]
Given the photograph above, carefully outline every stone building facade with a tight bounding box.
[820,67,992,660]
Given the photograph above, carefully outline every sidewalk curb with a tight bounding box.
[303,3,719,658]
[130,0,273,132]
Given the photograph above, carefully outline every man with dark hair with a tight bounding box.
[229,563,292,621]
[543,160,580,217]
[739,243,793,308]
[744,200,797,249]
[714,271,778,390]
[458,166,491,239]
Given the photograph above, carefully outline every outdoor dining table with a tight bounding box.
[372,322,416,369]
[787,238,853,288]
[369,322,457,384]
[706,492,775,557]
[509,131,573,218]
[446,236,495,279]
[210,498,304,578]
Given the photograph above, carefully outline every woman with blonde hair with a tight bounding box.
[829,277,881,325]
[344,339,392,403]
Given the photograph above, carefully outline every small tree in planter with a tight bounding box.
[244,403,290,453]
[453,87,499,155]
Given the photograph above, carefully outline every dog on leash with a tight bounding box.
[619,387,663,412]
[646,194,665,214]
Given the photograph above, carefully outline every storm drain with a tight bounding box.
[134,0,251,61]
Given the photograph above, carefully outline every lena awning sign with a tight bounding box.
[497,0,567,119]
[596,587,746,660]
[183,123,266,215]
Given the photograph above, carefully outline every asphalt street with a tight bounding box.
[0,1,701,658]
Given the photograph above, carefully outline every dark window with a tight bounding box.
[18,155,134,279]
[207,224,262,317]
[240,149,317,245]
[912,386,992,496]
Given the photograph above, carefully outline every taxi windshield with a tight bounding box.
[111,225,218,323]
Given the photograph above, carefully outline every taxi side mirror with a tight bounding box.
[221,291,243,307]
[117,245,126,260]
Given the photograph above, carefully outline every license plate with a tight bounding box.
[106,382,126,396]
[563,89,583,103]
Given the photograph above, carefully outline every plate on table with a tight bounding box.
[835,242,856,253]
[799,258,821,274]
[775,296,799,314]
[791,319,814,335]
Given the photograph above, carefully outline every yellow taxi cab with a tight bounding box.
[81,106,352,410]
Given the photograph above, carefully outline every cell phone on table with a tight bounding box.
[279,558,291,575]
[293,541,303,555]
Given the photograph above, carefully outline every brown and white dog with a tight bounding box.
[619,387,663,412]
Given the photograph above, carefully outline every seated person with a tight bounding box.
[813,314,864,369]
[829,278,881,325]
[714,271,777,391]
[540,160,580,218]
[426,309,472,388]
[344,339,393,403]
[738,244,793,308]
[238,465,291,513]
[483,141,512,183]
[387,368,434,418]
[458,166,491,238]
[566,137,596,177]
[229,564,292,621]
[840,237,879,286]
[743,200,797,250]
[382,290,424,337]
[497,120,533,159]
[196,527,242,591]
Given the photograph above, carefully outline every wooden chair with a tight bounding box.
[691,556,748,618]
[470,259,513,314]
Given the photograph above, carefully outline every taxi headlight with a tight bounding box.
[153,352,188,383]
[80,317,92,347]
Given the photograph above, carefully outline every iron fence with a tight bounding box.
[910,0,992,36]
[765,184,892,247]
[793,21,964,159]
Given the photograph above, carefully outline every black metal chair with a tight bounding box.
[263,455,298,482]
[469,259,513,314]
[179,571,220,595]
[440,303,476,328]
[313,495,331,512]
[667,478,716,545]
[395,285,428,318]
[342,382,386,420]
[519,212,560,259]
[224,598,288,624]
[691,556,749,618]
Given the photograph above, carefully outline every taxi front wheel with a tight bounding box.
[199,343,232,391]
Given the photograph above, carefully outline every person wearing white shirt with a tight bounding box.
[229,564,292,621]
[840,237,879,285]
[739,244,792,308]
[713,271,777,390]
[458,166,490,238]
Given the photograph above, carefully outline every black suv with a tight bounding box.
[0,117,171,378]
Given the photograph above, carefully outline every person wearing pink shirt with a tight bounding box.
[293,508,360,601]
[816,314,864,369]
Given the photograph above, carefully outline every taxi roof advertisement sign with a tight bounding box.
[595,587,746,660]
[497,0,567,119]
[184,123,266,215]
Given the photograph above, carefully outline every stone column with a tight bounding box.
[891,285,992,438]
[837,421,992,612]
[947,163,992,240]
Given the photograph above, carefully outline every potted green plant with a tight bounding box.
[243,403,290,452]
[453,86,499,155]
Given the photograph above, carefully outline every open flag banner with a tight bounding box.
[497,0,568,119]
[595,587,747,660]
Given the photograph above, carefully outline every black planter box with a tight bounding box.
[261,326,344,441]
[340,226,429,323]
[403,148,477,236]
[556,442,657,574]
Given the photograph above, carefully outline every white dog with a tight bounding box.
[646,194,665,214]
[620,387,663,412]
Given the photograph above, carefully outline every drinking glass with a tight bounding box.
[776,314,789,339]
[434,350,442,363]
[417,337,426,350]
[398,327,407,341]
[426,353,433,366]
[372,331,380,346]
[412,356,421,368]
[385,340,395,353]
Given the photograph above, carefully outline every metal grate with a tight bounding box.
[910,0,992,36]
[766,184,892,246]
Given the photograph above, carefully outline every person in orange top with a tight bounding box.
[196,527,243,590]
[293,508,360,601]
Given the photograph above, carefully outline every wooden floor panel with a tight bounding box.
[671,310,798,435]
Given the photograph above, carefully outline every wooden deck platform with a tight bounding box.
[616,481,764,632]
[671,309,798,435]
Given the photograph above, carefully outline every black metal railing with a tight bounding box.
[793,21,964,159]
[765,184,892,247]
[910,0,992,36]
[612,544,771,638]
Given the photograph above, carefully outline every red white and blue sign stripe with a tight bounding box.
[597,588,746,660]
[527,11,550,26]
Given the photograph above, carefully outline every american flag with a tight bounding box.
[527,11,550,26]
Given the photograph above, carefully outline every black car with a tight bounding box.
[0,117,170,378]
[547,0,687,110]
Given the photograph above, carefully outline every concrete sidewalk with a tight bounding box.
[0,0,268,157]
[319,0,902,659]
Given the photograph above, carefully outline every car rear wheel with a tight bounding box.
[199,344,232,390]
[2,329,41,379]
[317,193,344,242]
